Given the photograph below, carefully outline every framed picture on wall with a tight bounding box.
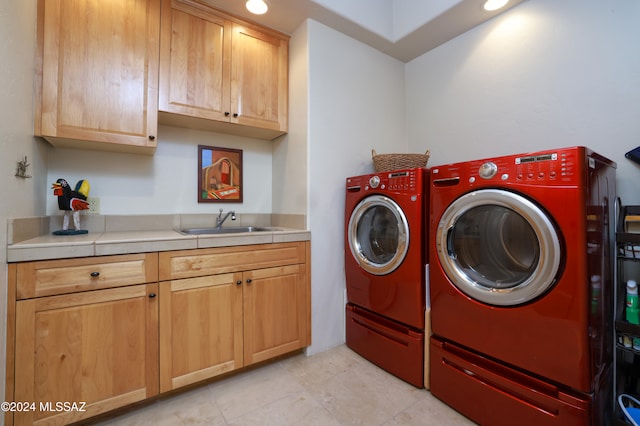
[198,145,243,203]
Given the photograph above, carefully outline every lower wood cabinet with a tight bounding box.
[5,242,310,425]
[14,285,159,425]
[159,272,244,392]
[243,263,308,365]
[158,242,310,392]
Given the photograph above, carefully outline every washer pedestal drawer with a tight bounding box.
[430,337,593,426]
[345,303,424,388]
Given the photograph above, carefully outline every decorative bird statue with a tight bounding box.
[51,178,91,235]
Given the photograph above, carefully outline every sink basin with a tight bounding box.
[178,226,275,235]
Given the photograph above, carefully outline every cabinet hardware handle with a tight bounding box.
[90,272,100,277]
[225,112,230,116]
[149,293,156,298]
[233,113,239,118]
[236,280,242,285]
[246,278,252,284]
[148,135,156,140]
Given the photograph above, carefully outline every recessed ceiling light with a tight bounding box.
[246,0,268,15]
[483,0,509,11]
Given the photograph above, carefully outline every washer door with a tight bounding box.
[348,195,409,276]
[436,189,561,306]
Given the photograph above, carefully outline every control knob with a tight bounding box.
[369,176,380,188]
[478,162,498,179]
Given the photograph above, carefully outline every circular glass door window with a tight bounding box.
[436,189,561,306]
[348,195,409,275]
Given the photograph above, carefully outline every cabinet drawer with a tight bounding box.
[159,242,305,281]
[16,253,159,299]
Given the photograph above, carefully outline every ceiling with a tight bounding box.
[200,0,527,62]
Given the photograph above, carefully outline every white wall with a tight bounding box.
[393,0,459,40]
[46,126,273,215]
[273,21,309,216]
[311,0,394,39]
[406,0,640,205]
[305,19,406,353]
[0,0,47,415]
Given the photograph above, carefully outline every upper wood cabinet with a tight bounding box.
[158,0,289,140]
[34,0,160,154]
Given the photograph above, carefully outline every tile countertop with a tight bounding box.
[7,214,310,263]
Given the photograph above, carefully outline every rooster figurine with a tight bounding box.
[51,178,91,235]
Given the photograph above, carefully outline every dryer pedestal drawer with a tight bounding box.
[430,337,593,426]
[345,304,424,388]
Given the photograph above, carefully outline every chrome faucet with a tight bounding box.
[216,209,236,229]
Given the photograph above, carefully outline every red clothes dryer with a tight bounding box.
[429,147,615,425]
[345,168,429,387]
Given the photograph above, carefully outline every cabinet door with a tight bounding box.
[14,284,159,425]
[243,264,308,365]
[231,23,288,133]
[159,0,231,121]
[36,0,159,152]
[159,273,243,392]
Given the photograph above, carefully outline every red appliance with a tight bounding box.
[429,147,615,425]
[345,168,429,387]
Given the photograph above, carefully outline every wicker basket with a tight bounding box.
[371,149,430,172]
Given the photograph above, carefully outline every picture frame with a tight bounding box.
[198,145,243,203]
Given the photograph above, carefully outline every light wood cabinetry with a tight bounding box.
[242,263,309,365]
[229,23,288,135]
[6,254,159,426]
[159,272,244,392]
[34,0,160,154]
[158,0,289,140]
[5,242,310,425]
[158,0,231,126]
[33,0,288,153]
[16,253,158,299]
[158,242,310,391]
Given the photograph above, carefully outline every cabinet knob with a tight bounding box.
[233,113,239,118]
[149,293,156,298]
[90,271,100,277]
[225,112,230,117]
[148,135,156,141]
[236,280,242,286]
[246,278,252,284]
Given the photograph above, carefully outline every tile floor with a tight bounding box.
[92,345,476,426]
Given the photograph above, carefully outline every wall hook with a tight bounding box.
[15,156,32,179]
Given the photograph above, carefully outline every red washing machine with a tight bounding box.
[429,147,615,426]
[345,167,429,388]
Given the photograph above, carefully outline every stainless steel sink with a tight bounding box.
[178,226,275,235]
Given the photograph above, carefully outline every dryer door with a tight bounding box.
[348,195,409,276]
[436,189,561,306]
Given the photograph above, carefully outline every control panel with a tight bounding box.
[432,148,582,187]
[346,170,420,193]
